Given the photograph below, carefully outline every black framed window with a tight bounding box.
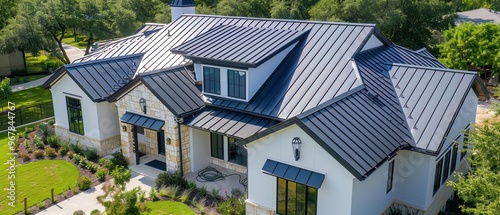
[450,142,458,173]
[210,133,224,159]
[433,159,443,195]
[228,137,247,167]
[227,69,246,99]
[136,126,144,135]
[441,150,451,185]
[461,129,469,160]
[386,160,395,193]
[203,66,220,94]
[277,178,317,215]
[66,97,84,135]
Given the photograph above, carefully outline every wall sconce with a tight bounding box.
[139,98,147,114]
[166,137,171,145]
[122,125,127,132]
[292,137,302,161]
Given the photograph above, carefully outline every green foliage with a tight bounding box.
[211,188,220,199]
[110,151,128,168]
[46,135,61,148]
[217,193,246,215]
[38,123,49,139]
[33,135,45,149]
[155,171,188,189]
[449,121,500,214]
[439,22,500,80]
[90,209,101,215]
[179,189,192,203]
[96,167,109,181]
[83,148,99,161]
[192,196,206,214]
[216,0,271,18]
[69,142,84,155]
[73,210,85,215]
[34,149,45,159]
[97,185,148,215]
[270,0,319,20]
[0,77,12,100]
[45,147,57,159]
[111,166,132,190]
[48,119,55,126]
[200,186,207,196]
[58,146,68,156]
[459,0,500,11]
[98,157,115,170]
[43,58,64,70]
[149,187,158,201]
[20,152,30,161]
[77,176,92,190]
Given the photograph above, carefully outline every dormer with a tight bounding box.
[171,25,308,102]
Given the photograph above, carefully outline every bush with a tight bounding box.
[33,135,45,149]
[95,168,108,181]
[155,171,188,189]
[11,68,27,76]
[217,194,246,215]
[179,189,192,203]
[110,151,128,168]
[77,176,92,190]
[85,162,99,173]
[58,147,69,156]
[68,151,75,159]
[34,150,45,159]
[98,158,114,170]
[24,126,34,134]
[45,147,57,159]
[149,187,158,201]
[38,123,49,140]
[46,135,61,148]
[73,154,83,163]
[20,152,30,161]
[43,59,64,71]
[83,148,99,161]
[90,209,101,215]
[48,119,56,126]
[70,142,84,155]
[0,77,12,100]
[73,209,85,215]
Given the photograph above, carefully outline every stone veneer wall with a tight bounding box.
[211,157,247,174]
[180,125,191,174]
[55,125,120,156]
[138,129,159,155]
[245,200,275,215]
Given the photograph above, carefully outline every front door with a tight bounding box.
[157,130,165,156]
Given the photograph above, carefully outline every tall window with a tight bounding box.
[66,97,84,135]
[450,143,458,174]
[386,160,395,193]
[210,133,224,159]
[227,70,246,99]
[441,150,451,185]
[433,159,443,195]
[277,178,317,215]
[461,129,469,160]
[203,66,220,94]
[228,137,247,167]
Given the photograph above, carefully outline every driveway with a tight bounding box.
[38,172,155,215]
[62,43,85,63]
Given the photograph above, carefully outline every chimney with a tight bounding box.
[171,0,196,21]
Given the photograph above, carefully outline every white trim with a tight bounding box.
[201,64,249,102]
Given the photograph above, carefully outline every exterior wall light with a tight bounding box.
[166,137,171,145]
[139,98,147,114]
[122,125,127,132]
[292,137,302,161]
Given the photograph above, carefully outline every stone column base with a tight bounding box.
[245,199,275,215]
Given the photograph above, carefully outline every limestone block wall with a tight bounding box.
[55,125,120,156]
[245,200,275,215]
[180,125,191,174]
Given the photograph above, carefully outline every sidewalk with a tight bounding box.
[38,171,155,215]
[11,76,51,92]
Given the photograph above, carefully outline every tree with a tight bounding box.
[216,0,271,18]
[448,120,500,214]
[270,0,319,20]
[439,22,500,82]
[459,0,500,11]
[0,0,17,30]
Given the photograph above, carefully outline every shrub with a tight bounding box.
[34,150,45,159]
[180,189,192,203]
[200,186,207,196]
[48,119,56,126]
[33,135,45,149]
[59,140,70,149]
[23,139,29,147]
[155,171,188,189]
[85,162,99,173]
[149,187,158,201]
[217,194,246,215]
[95,168,108,181]
[138,190,146,203]
[110,151,128,168]
[73,209,85,215]
[90,209,101,215]
[73,154,83,164]
[20,152,30,161]
[77,176,92,190]
[47,135,61,148]
[211,188,220,199]
[45,147,57,159]
[68,151,75,159]
[58,147,69,156]
[70,142,84,155]
[37,202,45,209]
[38,123,49,140]
[187,181,197,190]
[0,77,12,100]
[11,68,27,76]
[83,148,99,161]
[24,126,34,134]
[43,58,64,71]
[193,196,206,214]
[166,185,180,200]
[98,158,114,170]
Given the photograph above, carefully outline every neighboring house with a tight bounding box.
[43,1,488,214]
[456,8,500,24]
[0,50,26,76]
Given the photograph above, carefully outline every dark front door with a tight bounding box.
[133,125,139,164]
[157,130,165,156]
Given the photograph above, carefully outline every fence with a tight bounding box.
[0,102,54,130]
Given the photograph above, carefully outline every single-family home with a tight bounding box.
[43,1,488,214]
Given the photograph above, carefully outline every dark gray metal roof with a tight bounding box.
[297,89,414,179]
[170,0,196,7]
[140,65,205,117]
[134,23,167,35]
[42,66,67,88]
[414,48,437,60]
[184,107,278,139]
[121,112,165,131]
[171,25,308,68]
[262,159,325,188]
[388,63,476,152]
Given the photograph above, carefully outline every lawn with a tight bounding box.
[0,86,52,111]
[61,33,88,50]
[25,53,48,73]
[144,201,197,215]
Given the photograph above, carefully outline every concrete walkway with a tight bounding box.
[62,43,85,63]
[11,75,51,92]
[38,172,155,215]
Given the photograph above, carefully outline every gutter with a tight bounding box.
[175,117,184,175]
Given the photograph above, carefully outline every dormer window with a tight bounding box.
[202,65,247,101]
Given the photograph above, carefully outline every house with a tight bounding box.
[0,50,26,76]
[456,8,500,24]
[42,1,488,214]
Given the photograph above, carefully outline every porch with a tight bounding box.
[129,154,167,179]
[185,164,247,197]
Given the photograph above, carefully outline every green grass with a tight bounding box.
[144,201,197,215]
[25,53,48,73]
[11,74,49,85]
[0,127,79,215]
[0,86,52,111]
[61,33,88,50]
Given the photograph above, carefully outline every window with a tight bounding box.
[203,66,220,94]
[433,146,455,195]
[227,69,246,99]
[277,178,317,215]
[461,129,469,160]
[441,150,451,185]
[228,137,247,167]
[387,160,395,193]
[433,159,443,195]
[210,133,224,159]
[66,97,84,135]
[136,126,144,135]
[450,143,458,174]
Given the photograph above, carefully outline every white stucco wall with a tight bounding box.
[96,101,120,140]
[190,128,211,172]
[246,124,355,214]
[171,7,195,21]
[360,34,384,52]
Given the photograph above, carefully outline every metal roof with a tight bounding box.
[456,8,500,24]
[134,23,167,35]
[42,66,67,88]
[262,159,325,188]
[61,55,141,102]
[121,112,165,131]
[140,65,205,117]
[171,25,308,67]
[184,107,278,139]
[170,0,196,7]
[414,48,437,60]
[388,63,476,152]
[297,89,414,179]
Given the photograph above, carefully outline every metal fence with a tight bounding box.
[0,102,54,130]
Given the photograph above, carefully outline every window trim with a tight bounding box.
[276,177,317,215]
[210,133,224,160]
[66,96,84,135]
[227,69,247,100]
[201,64,248,102]
[386,159,395,193]
[228,137,247,167]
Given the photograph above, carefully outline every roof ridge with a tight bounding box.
[180,14,377,27]
[139,64,193,76]
[72,34,145,62]
[391,44,442,63]
[387,63,477,75]
[66,53,143,68]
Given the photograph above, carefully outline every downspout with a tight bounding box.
[175,117,184,175]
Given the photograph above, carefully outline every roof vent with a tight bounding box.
[366,91,379,102]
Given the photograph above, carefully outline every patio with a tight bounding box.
[129,154,166,179]
[185,164,247,197]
